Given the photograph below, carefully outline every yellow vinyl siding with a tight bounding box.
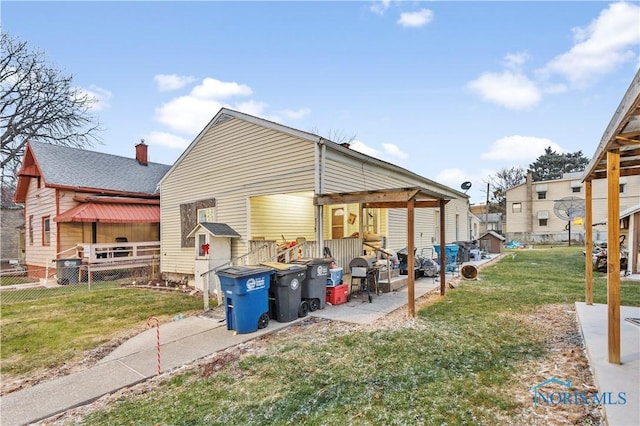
[250,193,316,241]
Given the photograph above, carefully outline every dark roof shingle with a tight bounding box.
[30,141,170,195]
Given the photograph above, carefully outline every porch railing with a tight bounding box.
[248,237,363,270]
[77,241,161,264]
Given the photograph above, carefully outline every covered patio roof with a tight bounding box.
[581,69,640,365]
[314,186,457,317]
[582,71,640,181]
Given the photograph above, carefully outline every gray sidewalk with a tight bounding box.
[0,275,441,426]
[0,315,295,426]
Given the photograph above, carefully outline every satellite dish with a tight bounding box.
[553,196,585,221]
[461,181,472,193]
[553,196,585,246]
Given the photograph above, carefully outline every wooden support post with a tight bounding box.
[607,150,621,364]
[407,198,415,317]
[585,179,593,305]
[439,199,446,296]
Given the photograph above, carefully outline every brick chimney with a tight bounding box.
[135,140,148,166]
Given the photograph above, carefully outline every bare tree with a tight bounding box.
[485,166,527,214]
[309,126,357,145]
[1,33,102,188]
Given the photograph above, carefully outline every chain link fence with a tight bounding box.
[0,259,196,304]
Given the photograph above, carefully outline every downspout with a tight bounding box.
[314,139,325,257]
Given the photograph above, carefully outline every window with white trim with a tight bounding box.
[198,207,215,223]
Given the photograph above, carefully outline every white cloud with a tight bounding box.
[467,70,542,110]
[370,0,391,16]
[344,140,408,162]
[154,74,196,91]
[154,78,256,134]
[481,135,564,162]
[503,51,529,71]
[397,9,434,28]
[234,100,269,118]
[153,76,307,136]
[191,78,252,99]
[144,131,190,149]
[278,108,311,120]
[382,143,408,160]
[79,85,111,111]
[155,95,224,135]
[541,1,640,87]
[349,140,379,157]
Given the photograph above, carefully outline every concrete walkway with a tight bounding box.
[575,302,640,426]
[5,254,633,426]
[0,272,444,426]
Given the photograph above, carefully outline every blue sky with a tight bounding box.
[3,1,639,204]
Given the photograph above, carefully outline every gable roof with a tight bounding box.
[15,141,171,201]
[187,222,241,239]
[620,204,640,219]
[162,108,467,200]
[479,230,506,241]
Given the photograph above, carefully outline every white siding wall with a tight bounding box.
[160,118,316,275]
[24,180,57,268]
[323,149,470,250]
[161,117,471,276]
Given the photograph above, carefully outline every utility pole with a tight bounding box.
[485,182,490,233]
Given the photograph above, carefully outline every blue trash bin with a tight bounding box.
[217,265,274,334]
[434,244,460,272]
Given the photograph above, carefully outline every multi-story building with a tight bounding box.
[505,171,640,244]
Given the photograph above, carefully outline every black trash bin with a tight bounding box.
[55,258,82,285]
[454,241,478,263]
[261,262,307,322]
[217,265,274,334]
[293,257,332,311]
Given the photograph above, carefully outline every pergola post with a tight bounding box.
[607,150,621,364]
[314,187,455,317]
[585,179,593,305]
[407,198,415,317]
[439,199,446,296]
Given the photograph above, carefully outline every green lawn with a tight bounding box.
[1,285,204,378]
[77,247,639,425]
